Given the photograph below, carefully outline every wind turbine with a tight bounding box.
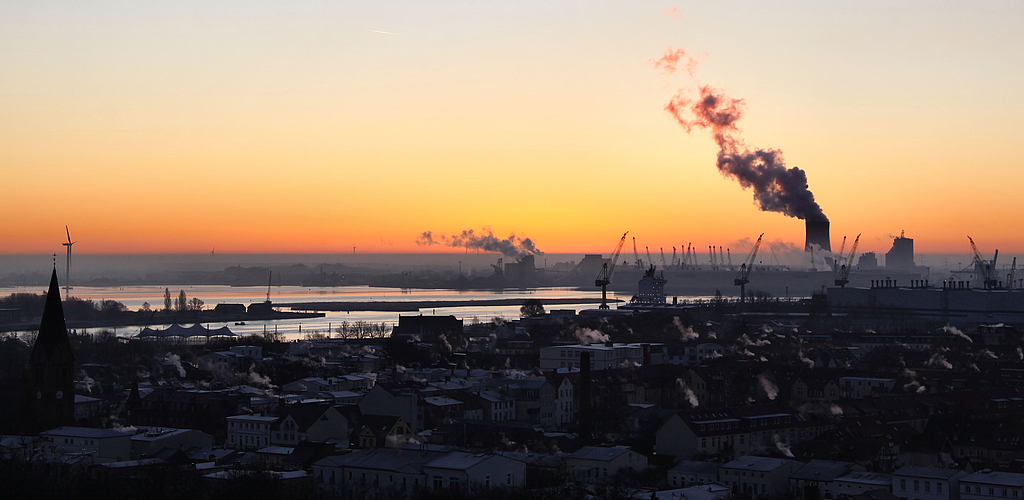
[62,226,76,300]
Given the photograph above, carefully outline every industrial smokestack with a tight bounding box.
[805,220,831,253]
[579,351,592,446]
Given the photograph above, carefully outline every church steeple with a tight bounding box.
[28,267,75,430]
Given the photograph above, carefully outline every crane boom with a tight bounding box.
[596,231,629,309]
[660,247,667,270]
[834,234,860,287]
[734,233,764,302]
[1009,257,1018,290]
[969,236,1000,289]
[633,237,640,269]
[834,236,847,273]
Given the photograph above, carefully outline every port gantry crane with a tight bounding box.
[834,234,861,287]
[968,236,1000,289]
[734,233,764,303]
[596,231,629,309]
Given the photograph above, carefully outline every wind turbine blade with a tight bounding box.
[66,226,72,244]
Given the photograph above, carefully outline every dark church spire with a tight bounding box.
[31,267,73,361]
[28,267,75,430]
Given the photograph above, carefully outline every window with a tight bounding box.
[925,481,930,493]
[433,475,442,490]
[915,480,920,492]
[507,473,512,485]
[449,477,459,491]
[937,483,943,495]
[901,479,907,490]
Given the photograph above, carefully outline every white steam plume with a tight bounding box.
[758,374,778,400]
[574,327,610,345]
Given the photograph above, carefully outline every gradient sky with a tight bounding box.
[2,1,1022,257]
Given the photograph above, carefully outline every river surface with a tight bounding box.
[1,284,695,340]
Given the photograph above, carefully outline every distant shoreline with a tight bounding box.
[279,297,620,312]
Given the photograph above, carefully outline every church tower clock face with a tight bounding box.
[56,391,64,400]
[36,391,42,400]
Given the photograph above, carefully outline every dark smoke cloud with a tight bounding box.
[417,228,544,258]
[664,78,827,221]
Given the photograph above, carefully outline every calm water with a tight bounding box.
[0,284,644,340]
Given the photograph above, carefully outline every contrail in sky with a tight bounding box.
[366,29,396,35]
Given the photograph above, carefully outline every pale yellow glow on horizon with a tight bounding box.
[2,1,1023,257]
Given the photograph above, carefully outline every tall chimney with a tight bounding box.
[804,220,831,253]
[579,351,592,446]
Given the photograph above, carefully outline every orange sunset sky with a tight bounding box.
[2,1,1022,257]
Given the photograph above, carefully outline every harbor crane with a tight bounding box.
[734,233,764,302]
[834,236,847,273]
[660,248,668,270]
[968,236,1000,289]
[633,237,641,269]
[596,231,629,309]
[1009,257,1018,290]
[834,234,861,287]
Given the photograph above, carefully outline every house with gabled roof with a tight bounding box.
[789,459,864,500]
[668,460,721,489]
[892,465,968,500]
[422,451,526,491]
[566,445,648,483]
[358,384,421,431]
[271,402,348,448]
[281,377,336,396]
[655,403,836,460]
[719,455,802,499]
[355,415,414,449]
[313,447,445,494]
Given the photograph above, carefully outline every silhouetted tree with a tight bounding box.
[520,299,545,317]
[188,297,204,311]
[164,288,172,311]
[176,290,187,312]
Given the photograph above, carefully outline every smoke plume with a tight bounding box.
[942,325,973,343]
[574,327,610,345]
[676,378,700,407]
[773,434,794,457]
[417,228,543,258]
[662,64,827,221]
[163,352,186,378]
[673,317,699,341]
[758,374,779,400]
[652,47,699,76]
